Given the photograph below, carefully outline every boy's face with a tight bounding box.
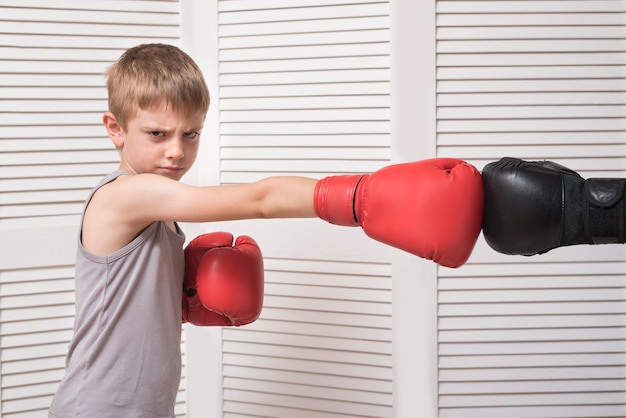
[109,102,205,181]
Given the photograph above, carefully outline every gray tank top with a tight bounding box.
[49,171,186,418]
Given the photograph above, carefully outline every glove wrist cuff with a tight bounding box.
[314,175,365,226]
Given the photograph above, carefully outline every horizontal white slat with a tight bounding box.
[439,327,626,343]
[221,82,390,98]
[1,342,69,364]
[0,164,117,180]
[438,118,626,132]
[218,0,383,11]
[440,392,626,408]
[221,147,390,161]
[219,163,386,180]
[262,295,391,316]
[2,396,54,417]
[224,377,391,406]
[438,13,626,27]
[220,107,390,122]
[221,69,391,86]
[1,203,86,219]
[1,317,74,337]
[437,1,626,13]
[224,341,391,366]
[443,259,626,277]
[265,262,391,284]
[0,100,107,113]
[438,105,626,119]
[438,25,626,39]
[220,42,389,62]
[0,74,101,87]
[0,177,104,194]
[439,66,626,81]
[221,134,390,147]
[439,300,626,317]
[438,39,626,53]
[0,188,89,205]
[220,56,390,74]
[219,15,389,37]
[439,340,626,356]
[441,404,626,418]
[1,112,102,125]
[1,381,59,402]
[219,3,389,24]
[439,314,626,330]
[224,364,392,393]
[0,290,75,310]
[1,277,74,298]
[220,94,390,110]
[258,307,391,329]
[0,46,126,62]
[438,79,626,93]
[1,329,73,349]
[244,318,392,342]
[0,61,108,75]
[439,288,626,304]
[1,87,107,100]
[437,131,626,146]
[0,21,179,37]
[1,305,76,323]
[438,92,626,107]
[220,29,389,49]
[220,121,390,135]
[439,353,626,369]
[437,52,626,67]
[0,6,178,25]
[439,366,626,381]
[439,379,626,395]
[439,275,626,290]
[223,353,393,381]
[223,389,391,418]
[2,150,118,165]
[0,0,178,12]
[1,34,179,49]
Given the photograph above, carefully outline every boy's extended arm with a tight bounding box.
[121,158,485,268]
[118,174,318,224]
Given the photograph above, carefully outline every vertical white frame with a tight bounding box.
[390,0,438,417]
[181,0,223,417]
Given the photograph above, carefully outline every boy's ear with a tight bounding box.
[103,112,124,148]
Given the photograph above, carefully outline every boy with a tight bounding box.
[48,43,317,418]
[48,43,483,417]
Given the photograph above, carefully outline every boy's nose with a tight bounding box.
[166,138,184,159]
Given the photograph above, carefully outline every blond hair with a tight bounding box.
[105,43,210,129]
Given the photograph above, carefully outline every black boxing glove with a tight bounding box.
[482,157,625,255]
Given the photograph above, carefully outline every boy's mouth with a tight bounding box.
[160,166,183,175]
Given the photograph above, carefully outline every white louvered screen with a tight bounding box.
[0,2,188,416]
[435,1,626,417]
[215,1,394,416]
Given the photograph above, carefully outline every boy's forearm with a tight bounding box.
[258,176,318,219]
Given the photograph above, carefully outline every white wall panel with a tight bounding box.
[212,1,393,416]
[0,1,188,416]
[436,2,626,417]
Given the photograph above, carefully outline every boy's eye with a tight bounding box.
[149,131,164,137]
[183,131,200,139]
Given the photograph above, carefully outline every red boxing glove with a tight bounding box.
[314,158,483,268]
[182,232,264,326]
